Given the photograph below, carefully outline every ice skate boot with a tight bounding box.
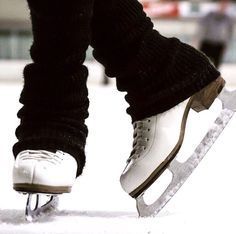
[120,77,236,217]
[13,150,77,221]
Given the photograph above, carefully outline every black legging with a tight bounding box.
[13,0,220,176]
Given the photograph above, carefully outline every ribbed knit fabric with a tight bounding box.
[92,0,220,122]
[13,0,94,176]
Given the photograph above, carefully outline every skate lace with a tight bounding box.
[18,150,64,164]
[127,119,151,162]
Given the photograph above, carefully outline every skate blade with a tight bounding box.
[25,193,59,222]
[136,88,236,217]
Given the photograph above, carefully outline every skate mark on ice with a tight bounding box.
[56,210,137,218]
[0,209,59,224]
[0,209,140,224]
[0,209,26,224]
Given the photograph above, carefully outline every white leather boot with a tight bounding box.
[120,77,225,198]
[13,150,77,194]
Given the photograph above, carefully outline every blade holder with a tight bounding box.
[26,194,59,222]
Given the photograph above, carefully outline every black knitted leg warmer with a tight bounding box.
[92,0,220,122]
[13,0,94,176]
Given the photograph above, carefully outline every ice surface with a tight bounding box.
[0,76,236,233]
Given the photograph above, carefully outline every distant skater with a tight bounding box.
[198,0,234,68]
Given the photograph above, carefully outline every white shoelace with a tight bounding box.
[127,119,151,162]
[18,150,64,165]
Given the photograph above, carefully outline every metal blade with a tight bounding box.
[25,194,59,222]
[136,87,236,217]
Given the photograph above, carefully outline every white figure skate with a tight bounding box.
[120,77,236,217]
[13,150,77,221]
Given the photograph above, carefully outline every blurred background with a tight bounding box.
[0,0,235,83]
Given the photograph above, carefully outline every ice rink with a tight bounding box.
[0,63,236,233]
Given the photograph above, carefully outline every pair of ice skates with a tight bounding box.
[13,77,236,221]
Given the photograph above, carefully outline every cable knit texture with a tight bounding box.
[13,0,94,176]
[92,0,220,122]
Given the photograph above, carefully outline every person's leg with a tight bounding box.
[91,0,224,197]
[199,40,215,64]
[91,0,220,122]
[13,0,94,193]
[199,40,224,69]
[212,43,225,69]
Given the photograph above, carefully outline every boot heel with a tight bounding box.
[190,77,225,113]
